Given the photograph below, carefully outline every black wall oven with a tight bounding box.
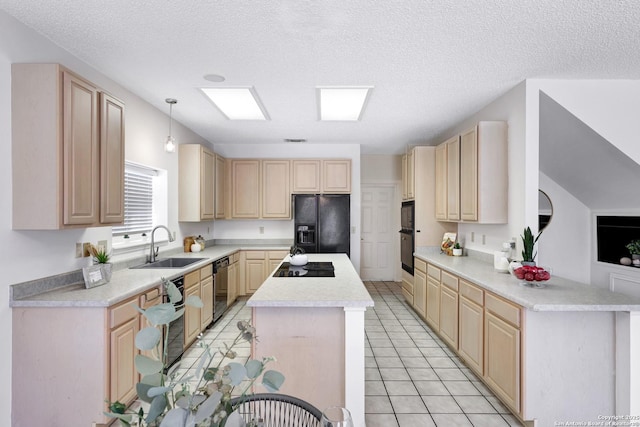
[400,201,415,274]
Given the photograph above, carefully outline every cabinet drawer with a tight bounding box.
[485,293,521,328]
[200,263,213,279]
[414,257,427,273]
[460,280,483,306]
[441,270,459,292]
[230,252,240,263]
[109,296,139,329]
[245,251,265,260]
[268,250,288,260]
[427,264,441,281]
[140,287,162,309]
[184,269,200,289]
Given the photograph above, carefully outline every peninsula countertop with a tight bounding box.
[414,247,640,312]
[247,253,374,308]
[10,244,289,308]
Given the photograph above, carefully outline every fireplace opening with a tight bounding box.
[597,216,640,265]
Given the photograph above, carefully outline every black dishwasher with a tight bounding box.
[164,276,185,369]
[213,256,229,323]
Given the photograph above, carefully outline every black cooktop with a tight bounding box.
[273,262,335,278]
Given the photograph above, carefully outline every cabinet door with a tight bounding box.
[200,148,215,220]
[262,160,291,218]
[109,317,139,404]
[63,71,99,225]
[460,127,478,221]
[439,285,459,349]
[446,136,460,221]
[434,143,448,220]
[291,160,321,193]
[413,267,427,319]
[484,311,520,413]
[215,154,226,219]
[322,159,351,193]
[426,276,440,330]
[401,154,408,200]
[201,275,214,329]
[227,261,238,305]
[459,296,483,375]
[406,149,415,199]
[139,287,163,361]
[184,284,202,348]
[246,257,267,294]
[231,160,260,218]
[99,92,125,224]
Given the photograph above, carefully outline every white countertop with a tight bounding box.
[247,253,375,308]
[414,247,640,312]
[10,244,288,308]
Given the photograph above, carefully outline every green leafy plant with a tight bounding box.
[89,244,110,264]
[453,242,461,250]
[626,240,640,256]
[105,278,284,427]
[521,227,541,263]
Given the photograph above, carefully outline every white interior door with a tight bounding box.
[360,185,395,280]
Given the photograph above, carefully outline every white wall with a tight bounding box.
[0,11,212,426]
[537,172,591,283]
[214,143,362,272]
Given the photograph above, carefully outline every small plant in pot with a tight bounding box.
[289,245,308,266]
[520,226,540,266]
[89,244,112,281]
[452,243,463,256]
[626,240,640,260]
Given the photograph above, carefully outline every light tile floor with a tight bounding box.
[179,281,524,427]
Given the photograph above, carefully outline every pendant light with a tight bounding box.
[164,98,177,153]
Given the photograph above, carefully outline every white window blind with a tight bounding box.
[112,163,157,236]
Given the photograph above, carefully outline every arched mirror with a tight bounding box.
[538,189,553,232]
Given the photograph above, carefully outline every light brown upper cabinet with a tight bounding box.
[11,63,124,229]
[262,160,291,218]
[401,149,415,201]
[291,159,351,194]
[179,144,215,222]
[230,159,261,218]
[435,121,507,223]
[215,154,227,219]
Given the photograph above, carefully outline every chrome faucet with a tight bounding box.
[149,225,175,263]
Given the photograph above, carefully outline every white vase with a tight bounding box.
[452,248,462,256]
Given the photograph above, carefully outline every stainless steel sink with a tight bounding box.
[130,257,206,269]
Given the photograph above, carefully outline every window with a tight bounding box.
[112,162,168,250]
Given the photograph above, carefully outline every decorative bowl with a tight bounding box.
[290,254,308,266]
[513,265,550,288]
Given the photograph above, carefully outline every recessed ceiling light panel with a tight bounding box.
[317,86,373,121]
[201,87,269,120]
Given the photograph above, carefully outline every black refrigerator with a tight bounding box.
[293,194,351,257]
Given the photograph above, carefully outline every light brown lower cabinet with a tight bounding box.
[458,295,484,375]
[401,269,414,305]
[227,253,239,306]
[184,269,202,348]
[109,296,139,405]
[413,263,427,319]
[242,250,288,295]
[412,259,524,419]
[201,274,214,329]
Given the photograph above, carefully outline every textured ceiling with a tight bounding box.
[2,0,640,154]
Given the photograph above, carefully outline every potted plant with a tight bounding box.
[105,278,284,427]
[89,244,112,281]
[520,226,540,266]
[452,242,463,256]
[626,239,640,260]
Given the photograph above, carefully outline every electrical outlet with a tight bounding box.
[259,226,264,234]
[82,242,92,257]
[172,231,176,240]
[482,234,486,245]
[471,232,475,242]
[75,243,83,258]
[207,226,210,234]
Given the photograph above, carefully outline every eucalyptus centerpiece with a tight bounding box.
[105,278,284,427]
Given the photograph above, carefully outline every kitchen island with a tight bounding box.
[247,253,374,427]
[414,247,640,427]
